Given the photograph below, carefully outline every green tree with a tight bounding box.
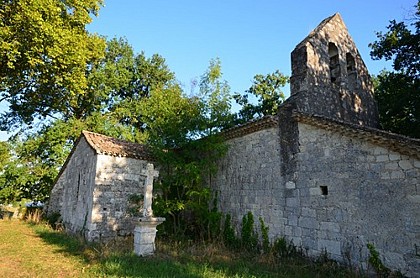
[198,58,233,132]
[0,112,140,203]
[107,40,176,139]
[0,0,106,130]
[0,37,177,203]
[369,1,420,138]
[149,59,233,239]
[234,70,288,123]
[0,141,11,202]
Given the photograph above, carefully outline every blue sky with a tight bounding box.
[86,0,416,94]
[0,0,417,141]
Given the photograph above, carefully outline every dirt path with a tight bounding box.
[0,219,87,278]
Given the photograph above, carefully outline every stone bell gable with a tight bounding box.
[46,131,154,242]
[289,13,379,127]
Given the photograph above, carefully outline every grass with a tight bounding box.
[0,218,363,277]
[0,218,86,277]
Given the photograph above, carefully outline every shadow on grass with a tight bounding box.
[33,225,90,261]
[32,226,271,277]
[32,225,361,278]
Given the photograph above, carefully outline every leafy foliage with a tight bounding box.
[0,0,106,130]
[223,214,239,248]
[259,216,270,254]
[373,71,420,138]
[234,70,288,123]
[370,1,420,138]
[0,37,178,203]
[241,211,258,251]
[150,59,232,239]
[0,1,286,243]
[367,243,391,276]
[198,58,234,131]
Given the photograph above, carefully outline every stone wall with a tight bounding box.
[211,127,285,239]
[288,122,420,275]
[57,137,97,236]
[89,155,147,241]
[211,115,419,276]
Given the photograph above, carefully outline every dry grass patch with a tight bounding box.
[0,219,87,277]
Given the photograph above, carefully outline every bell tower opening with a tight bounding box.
[328,42,340,84]
[346,53,356,73]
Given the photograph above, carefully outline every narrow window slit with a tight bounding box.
[320,186,328,196]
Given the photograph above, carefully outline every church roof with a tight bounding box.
[294,113,420,159]
[217,108,419,159]
[82,130,152,160]
[221,116,279,140]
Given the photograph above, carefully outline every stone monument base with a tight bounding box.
[134,217,165,256]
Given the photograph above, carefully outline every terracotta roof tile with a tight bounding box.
[82,131,152,160]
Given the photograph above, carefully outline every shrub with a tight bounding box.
[367,243,391,277]
[259,217,270,254]
[223,214,238,248]
[241,211,258,251]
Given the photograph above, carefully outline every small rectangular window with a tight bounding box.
[320,186,328,196]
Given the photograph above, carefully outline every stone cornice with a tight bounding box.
[221,116,279,140]
[294,112,420,159]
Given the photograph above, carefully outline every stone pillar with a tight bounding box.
[141,163,159,218]
[133,217,165,256]
[134,163,165,256]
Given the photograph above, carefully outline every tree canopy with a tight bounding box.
[233,70,288,124]
[0,0,289,240]
[370,1,420,138]
[0,0,106,130]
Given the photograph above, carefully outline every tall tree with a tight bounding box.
[0,37,179,203]
[197,58,233,133]
[147,59,233,238]
[0,0,106,130]
[234,70,288,124]
[369,1,420,138]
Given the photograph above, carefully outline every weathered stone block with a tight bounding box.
[320,221,340,232]
[374,147,388,155]
[376,155,389,162]
[309,187,320,196]
[318,239,341,255]
[285,225,293,236]
[299,217,318,229]
[384,162,399,170]
[380,172,390,179]
[407,195,420,203]
[389,153,401,161]
[302,207,317,218]
[399,160,413,170]
[286,197,299,207]
[391,171,405,179]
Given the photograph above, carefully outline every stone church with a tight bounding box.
[209,13,419,276]
[47,13,419,276]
